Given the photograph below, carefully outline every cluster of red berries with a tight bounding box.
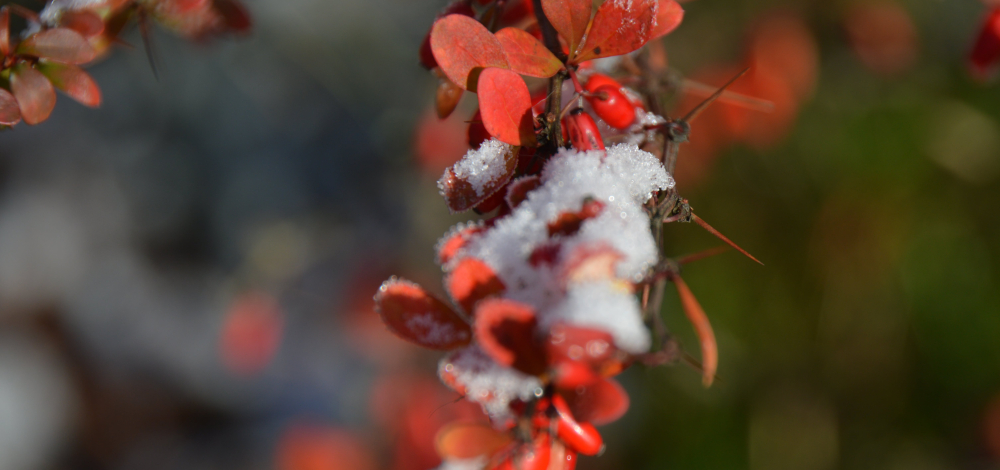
[0,0,249,128]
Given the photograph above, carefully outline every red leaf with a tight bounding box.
[474,298,547,375]
[477,68,536,146]
[435,71,464,119]
[563,377,629,426]
[446,258,506,314]
[495,27,562,78]
[36,62,101,108]
[435,422,512,460]
[17,28,97,64]
[430,14,509,91]
[220,291,283,376]
[374,278,472,350]
[10,64,56,125]
[0,7,10,57]
[437,140,519,213]
[650,0,683,40]
[673,275,717,387]
[971,7,1000,80]
[540,0,591,59]
[547,199,605,237]
[505,175,541,209]
[0,88,20,126]
[575,0,657,62]
[61,10,105,37]
[437,223,486,266]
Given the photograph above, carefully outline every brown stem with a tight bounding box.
[531,0,568,63]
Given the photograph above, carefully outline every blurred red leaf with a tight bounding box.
[650,0,683,39]
[438,142,518,213]
[0,7,10,57]
[435,71,464,119]
[276,424,376,470]
[475,298,547,375]
[435,422,512,460]
[971,7,1000,80]
[563,377,629,426]
[495,27,562,78]
[539,0,591,58]
[547,199,604,237]
[430,14,509,91]
[477,68,536,146]
[505,175,541,208]
[414,110,469,175]
[10,64,56,125]
[61,10,105,37]
[17,28,97,64]
[672,275,717,387]
[36,62,101,108]
[446,258,506,313]
[375,278,472,350]
[220,291,283,376]
[214,0,252,33]
[0,88,20,126]
[575,0,657,62]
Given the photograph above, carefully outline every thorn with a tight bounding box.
[681,78,774,113]
[692,214,763,266]
[138,11,159,81]
[672,275,717,387]
[676,245,731,265]
[681,67,750,124]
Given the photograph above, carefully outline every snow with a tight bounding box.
[404,313,468,347]
[439,346,543,427]
[39,0,106,25]
[434,457,488,470]
[439,139,514,198]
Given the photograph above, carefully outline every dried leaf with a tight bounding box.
[672,275,717,386]
[435,422,512,460]
[446,258,506,314]
[474,298,547,375]
[650,0,683,40]
[575,0,657,62]
[0,88,21,126]
[477,68,536,146]
[495,27,562,78]
[0,7,10,57]
[374,278,472,350]
[540,0,591,59]
[430,14,509,91]
[17,28,97,64]
[10,63,56,125]
[438,141,519,213]
[36,62,101,108]
[61,10,105,37]
[214,0,253,33]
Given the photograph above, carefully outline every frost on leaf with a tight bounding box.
[438,139,518,213]
[375,278,471,350]
[575,0,657,62]
[437,222,487,267]
[438,346,543,426]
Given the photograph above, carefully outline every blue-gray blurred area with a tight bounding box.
[1,0,1000,470]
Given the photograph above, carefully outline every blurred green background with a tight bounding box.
[0,0,998,470]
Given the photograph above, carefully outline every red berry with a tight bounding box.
[971,7,1000,80]
[583,73,622,94]
[587,85,636,129]
[562,110,605,151]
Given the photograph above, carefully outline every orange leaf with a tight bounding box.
[60,10,105,37]
[446,258,506,314]
[495,27,562,78]
[672,275,717,387]
[575,0,657,62]
[437,223,486,266]
[0,7,10,57]
[10,63,56,125]
[650,0,683,40]
[435,422,512,460]
[474,298,547,375]
[0,88,21,126]
[17,28,97,64]
[375,278,472,350]
[430,14,509,91]
[477,68,536,146]
[36,62,101,108]
[540,0,591,59]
